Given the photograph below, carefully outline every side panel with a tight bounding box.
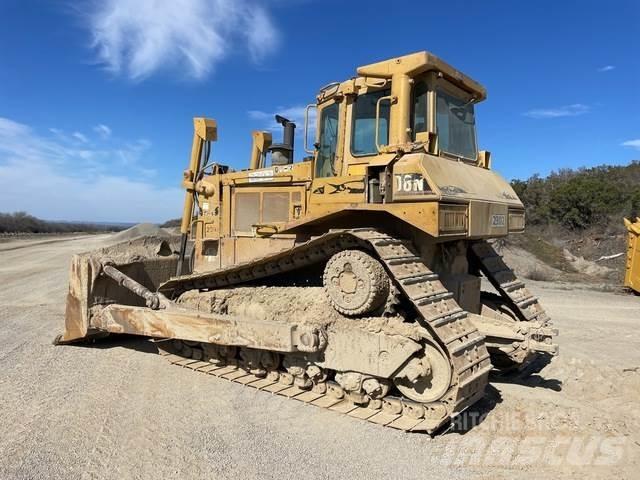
[468,201,509,238]
[308,176,365,211]
[231,186,307,237]
[194,182,306,272]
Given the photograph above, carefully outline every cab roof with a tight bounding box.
[356,51,487,101]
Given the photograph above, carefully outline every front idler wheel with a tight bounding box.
[393,339,452,403]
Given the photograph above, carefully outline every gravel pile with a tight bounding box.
[111,223,171,243]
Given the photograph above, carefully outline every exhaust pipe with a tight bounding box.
[270,115,296,165]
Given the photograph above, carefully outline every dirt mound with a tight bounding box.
[497,233,622,285]
[177,286,417,336]
[563,249,615,277]
[179,286,345,325]
[494,242,565,282]
[81,235,177,264]
[111,223,171,243]
[513,225,627,284]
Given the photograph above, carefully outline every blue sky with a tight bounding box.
[0,0,638,222]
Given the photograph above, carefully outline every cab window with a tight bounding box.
[351,89,390,156]
[436,88,477,160]
[315,103,339,177]
[412,81,429,139]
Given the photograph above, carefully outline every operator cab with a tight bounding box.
[308,51,488,183]
[247,51,486,179]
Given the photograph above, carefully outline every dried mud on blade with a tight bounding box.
[55,236,180,344]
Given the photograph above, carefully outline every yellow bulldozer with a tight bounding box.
[624,217,640,293]
[56,51,557,433]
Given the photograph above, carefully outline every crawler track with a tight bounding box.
[158,229,492,432]
[159,342,450,432]
[471,241,550,324]
[470,241,558,362]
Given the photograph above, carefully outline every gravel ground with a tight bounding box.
[0,235,639,479]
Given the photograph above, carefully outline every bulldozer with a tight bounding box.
[56,51,558,433]
[624,217,640,293]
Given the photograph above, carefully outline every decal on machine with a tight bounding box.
[274,165,293,173]
[439,185,466,195]
[394,173,430,194]
[491,214,506,227]
[312,180,365,195]
[247,165,292,183]
[248,169,275,182]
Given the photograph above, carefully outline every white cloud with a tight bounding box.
[93,124,112,139]
[621,139,640,151]
[88,0,280,81]
[249,105,313,130]
[244,6,279,63]
[523,104,590,119]
[0,117,181,222]
[597,65,615,72]
[72,131,89,143]
[115,139,152,166]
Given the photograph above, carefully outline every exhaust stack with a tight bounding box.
[270,115,296,165]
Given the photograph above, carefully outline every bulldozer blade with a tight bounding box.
[57,236,181,343]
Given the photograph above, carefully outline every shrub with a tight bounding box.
[511,161,640,231]
[0,212,124,234]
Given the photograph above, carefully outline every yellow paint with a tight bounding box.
[179,52,524,275]
[624,218,640,293]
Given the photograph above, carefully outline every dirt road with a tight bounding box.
[1,235,638,479]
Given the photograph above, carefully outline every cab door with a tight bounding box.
[310,100,365,208]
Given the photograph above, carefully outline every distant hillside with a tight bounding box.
[160,218,181,228]
[508,161,640,283]
[511,161,640,230]
[0,212,126,234]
